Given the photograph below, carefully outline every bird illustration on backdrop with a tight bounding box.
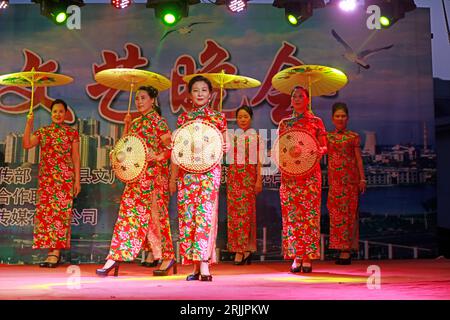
[160,21,214,41]
[331,29,394,73]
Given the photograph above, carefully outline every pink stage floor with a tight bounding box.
[1,259,449,300]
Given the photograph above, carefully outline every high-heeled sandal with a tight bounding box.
[39,254,61,268]
[153,259,177,276]
[200,260,213,282]
[96,261,120,277]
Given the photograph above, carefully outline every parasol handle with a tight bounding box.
[308,76,313,115]
[28,68,36,116]
[127,82,135,115]
[219,83,224,112]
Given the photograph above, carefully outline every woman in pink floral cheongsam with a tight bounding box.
[23,99,81,268]
[327,102,366,265]
[170,75,228,282]
[278,86,327,273]
[96,86,175,277]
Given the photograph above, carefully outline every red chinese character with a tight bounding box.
[0,50,76,123]
[86,43,149,123]
[249,42,304,125]
[170,40,238,117]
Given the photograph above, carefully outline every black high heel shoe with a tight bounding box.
[186,272,200,281]
[234,252,252,266]
[200,260,213,282]
[96,261,120,277]
[301,262,313,273]
[153,259,177,276]
[39,254,61,268]
[290,260,302,273]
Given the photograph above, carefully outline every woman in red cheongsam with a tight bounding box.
[96,86,175,277]
[23,99,81,268]
[226,106,262,265]
[170,75,228,282]
[278,86,327,273]
[327,102,366,265]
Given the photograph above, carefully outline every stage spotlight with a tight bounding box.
[0,0,9,10]
[226,0,248,13]
[146,0,200,26]
[33,0,85,24]
[273,0,319,27]
[111,0,131,9]
[366,0,417,28]
[338,0,356,12]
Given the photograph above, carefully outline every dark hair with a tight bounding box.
[50,99,68,111]
[236,105,253,119]
[332,102,349,116]
[188,75,213,93]
[291,86,310,99]
[137,86,161,116]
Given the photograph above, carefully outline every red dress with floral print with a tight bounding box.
[278,112,326,260]
[327,130,361,250]
[226,129,259,253]
[107,109,174,261]
[176,106,227,265]
[32,123,79,249]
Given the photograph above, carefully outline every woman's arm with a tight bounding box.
[355,143,366,194]
[169,161,179,196]
[148,132,172,162]
[71,140,81,197]
[23,114,39,149]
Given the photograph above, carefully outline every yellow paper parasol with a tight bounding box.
[94,68,171,114]
[183,70,261,111]
[271,65,348,110]
[0,68,73,115]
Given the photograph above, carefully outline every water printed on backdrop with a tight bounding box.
[0,4,436,264]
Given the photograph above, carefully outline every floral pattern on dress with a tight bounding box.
[107,109,174,261]
[226,129,259,253]
[327,130,361,250]
[176,106,227,265]
[32,123,79,249]
[278,112,326,260]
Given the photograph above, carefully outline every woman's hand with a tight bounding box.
[255,178,263,194]
[124,113,132,126]
[26,112,34,124]
[359,180,367,194]
[169,179,177,195]
[146,151,164,163]
[73,181,81,198]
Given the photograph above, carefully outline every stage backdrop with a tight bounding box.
[0,4,436,264]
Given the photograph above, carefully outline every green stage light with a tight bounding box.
[163,12,177,25]
[366,0,417,29]
[380,16,390,27]
[33,0,85,25]
[287,14,298,25]
[55,11,68,24]
[146,0,200,26]
[273,0,316,27]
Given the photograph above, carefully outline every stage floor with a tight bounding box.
[1,259,449,300]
